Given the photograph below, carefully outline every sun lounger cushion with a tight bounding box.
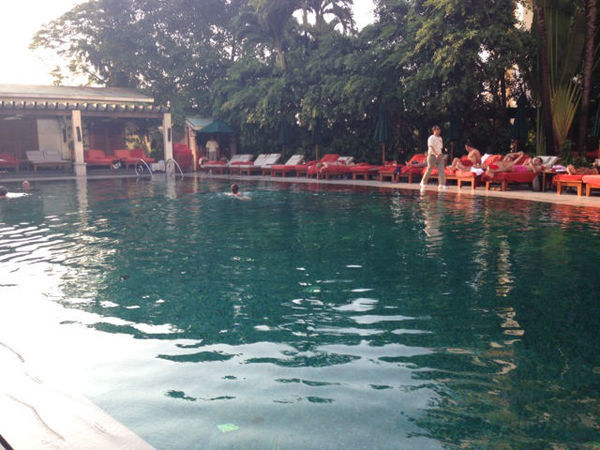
[582,175,600,186]
[553,174,584,182]
[0,153,19,169]
[484,171,538,184]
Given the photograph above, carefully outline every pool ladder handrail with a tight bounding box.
[135,159,153,179]
[166,158,184,178]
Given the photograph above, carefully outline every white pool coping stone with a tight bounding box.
[0,341,152,449]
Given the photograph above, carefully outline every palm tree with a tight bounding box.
[237,0,299,73]
[532,0,557,155]
[305,0,355,36]
[577,0,598,153]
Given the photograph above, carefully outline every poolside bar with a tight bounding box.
[0,84,171,176]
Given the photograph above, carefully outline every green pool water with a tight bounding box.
[0,178,599,448]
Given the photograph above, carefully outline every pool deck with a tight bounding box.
[1,170,600,208]
[0,168,599,448]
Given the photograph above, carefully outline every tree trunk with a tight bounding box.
[532,0,557,155]
[577,0,597,153]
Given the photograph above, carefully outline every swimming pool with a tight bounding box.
[1,178,599,448]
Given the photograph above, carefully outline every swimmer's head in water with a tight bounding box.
[231,184,239,194]
[0,186,7,197]
[22,180,30,190]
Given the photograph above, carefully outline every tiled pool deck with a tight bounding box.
[1,169,599,449]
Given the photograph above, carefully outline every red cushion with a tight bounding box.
[0,153,17,162]
[485,172,538,183]
[407,153,426,164]
[349,165,379,173]
[401,166,425,175]
[582,175,600,185]
[86,149,108,159]
[554,174,584,182]
[444,167,457,176]
[482,154,503,167]
[321,154,340,163]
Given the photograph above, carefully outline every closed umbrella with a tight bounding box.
[277,117,290,160]
[510,95,528,150]
[374,104,390,164]
[311,118,323,161]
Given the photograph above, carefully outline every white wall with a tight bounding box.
[37,119,69,158]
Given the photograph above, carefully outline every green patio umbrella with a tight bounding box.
[374,104,390,164]
[510,95,528,149]
[277,117,290,159]
[311,118,323,161]
[447,114,460,160]
[198,119,234,134]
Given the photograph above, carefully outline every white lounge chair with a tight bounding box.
[26,150,72,172]
[270,154,305,177]
[239,153,282,175]
[229,154,261,174]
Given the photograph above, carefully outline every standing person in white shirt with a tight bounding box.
[420,125,447,190]
[206,136,220,161]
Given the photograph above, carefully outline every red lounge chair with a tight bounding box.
[397,154,427,183]
[0,153,19,171]
[85,150,117,168]
[483,171,538,191]
[200,159,228,174]
[350,163,381,180]
[228,154,255,174]
[582,175,600,196]
[554,174,584,196]
[377,162,402,182]
[310,156,354,179]
[238,154,276,175]
[455,154,503,189]
[113,148,156,169]
[294,154,339,177]
[431,155,472,183]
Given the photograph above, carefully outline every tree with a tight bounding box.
[577,0,598,152]
[531,0,557,154]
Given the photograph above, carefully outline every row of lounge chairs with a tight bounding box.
[0,148,156,172]
[203,152,600,196]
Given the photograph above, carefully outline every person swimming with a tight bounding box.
[0,186,7,199]
[228,183,251,200]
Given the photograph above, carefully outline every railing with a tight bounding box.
[166,158,184,178]
[135,159,153,178]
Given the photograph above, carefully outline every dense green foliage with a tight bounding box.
[32,0,599,160]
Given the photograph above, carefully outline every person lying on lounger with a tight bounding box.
[566,165,599,175]
[502,151,525,163]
